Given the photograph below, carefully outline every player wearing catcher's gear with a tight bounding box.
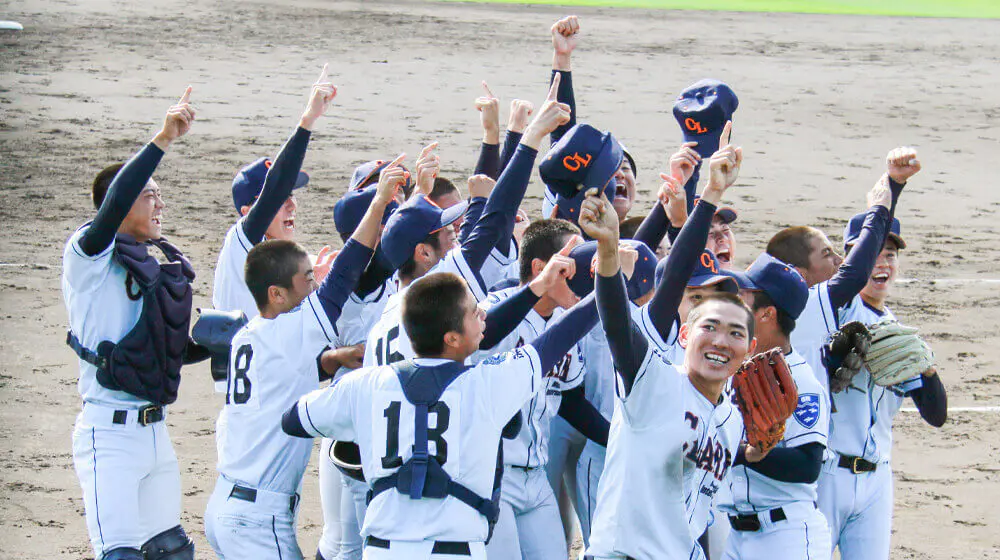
[281,272,600,560]
[581,130,756,560]
[63,88,198,560]
[715,254,832,560]
[775,149,947,560]
[476,222,612,560]
[203,71,386,560]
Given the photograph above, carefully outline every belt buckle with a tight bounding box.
[138,405,160,426]
[850,457,863,474]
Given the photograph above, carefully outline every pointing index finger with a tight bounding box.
[558,234,583,256]
[547,73,561,101]
[419,142,438,160]
[719,121,733,151]
[178,86,192,105]
[386,152,406,169]
[317,63,329,84]
[482,81,496,99]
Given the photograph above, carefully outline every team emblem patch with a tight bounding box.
[794,394,820,429]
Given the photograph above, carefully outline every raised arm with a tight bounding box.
[461,76,571,272]
[500,100,532,173]
[78,87,194,256]
[474,81,501,180]
[632,142,700,250]
[647,125,742,340]
[549,16,579,144]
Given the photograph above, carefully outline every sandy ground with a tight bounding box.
[1,0,998,558]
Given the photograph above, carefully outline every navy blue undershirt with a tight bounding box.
[242,127,312,244]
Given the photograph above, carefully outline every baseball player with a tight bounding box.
[778,149,947,560]
[203,120,398,559]
[715,253,832,560]
[475,221,613,560]
[281,269,601,560]
[63,87,198,560]
[580,129,754,560]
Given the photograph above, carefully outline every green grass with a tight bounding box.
[437,0,1000,19]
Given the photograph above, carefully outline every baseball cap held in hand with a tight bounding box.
[539,123,624,222]
[673,79,739,159]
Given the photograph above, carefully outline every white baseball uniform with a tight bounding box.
[716,350,832,560]
[473,287,585,560]
[204,290,344,560]
[586,346,744,560]
[63,225,182,558]
[210,217,259,394]
[291,347,546,560]
[791,284,922,560]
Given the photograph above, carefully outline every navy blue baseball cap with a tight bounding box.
[655,249,738,293]
[333,185,399,241]
[722,268,754,290]
[380,194,468,269]
[566,240,657,300]
[619,142,637,178]
[539,123,624,221]
[742,253,809,319]
[231,157,309,213]
[349,160,412,193]
[843,212,906,251]
[673,79,739,159]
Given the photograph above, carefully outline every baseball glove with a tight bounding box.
[824,321,871,393]
[864,319,934,387]
[732,348,799,453]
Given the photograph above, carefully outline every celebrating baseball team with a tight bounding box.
[62,14,949,560]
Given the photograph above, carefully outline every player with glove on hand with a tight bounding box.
[772,147,947,560]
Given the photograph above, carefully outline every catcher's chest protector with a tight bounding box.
[66,233,195,404]
[367,361,504,541]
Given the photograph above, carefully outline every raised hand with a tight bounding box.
[578,188,620,245]
[376,153,407,204]
[886,146,920,185]
[475,81,500,144]
[867,175,892,210]
[154,86,195,149]
[619,243,639,280]
[300,64,338,130]
[529,234,582,297]
[508,99,535,134]
[415,142,440,196]
[703,121,743,205]
[467,174,496,199]
[551,15,580,71]
[657,172,688,228]
[313,245,340,284]
[512,209,531,245]
[669,141,702,186]
[522,73,572,149]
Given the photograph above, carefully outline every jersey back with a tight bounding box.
[216,291,340,494]
[212,218,259,320]
[295,348,544,542]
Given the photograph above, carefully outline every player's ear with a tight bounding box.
[531,257,546,279]
[678,322,691,349]
[267,285,285,307]
[747,337,758,355]
[442,330,462,351]
[240,204,252,217]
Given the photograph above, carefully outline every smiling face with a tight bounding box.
[611,159,636,222]
[859,240,899,309]
[264,195,298,241]
[679,298,756,387]
[802,230,843,286]
[707,216,736,269]
[119,179,165,242]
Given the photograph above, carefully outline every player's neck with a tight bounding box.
[757,333,792,355]
[417,349,467,363]
[532,296,558,319]
[687,374,726,405]
[860,292,886,311]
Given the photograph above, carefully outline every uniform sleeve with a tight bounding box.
[285,372,360,440]
[615,347,683,430]
[432,248,489,302]
[480,286,540,350]
[211,219,255,313]
[827,205,890,310]
[781,368,830,448]
[64,225,116,291]
[242,127,311,244]
[476,344,543,429]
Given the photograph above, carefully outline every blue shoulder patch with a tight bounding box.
[794,394,821,429]
[482,352,509,366]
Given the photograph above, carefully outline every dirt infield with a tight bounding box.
[0,0,998,558]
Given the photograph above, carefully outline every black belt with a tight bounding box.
[838,454,878,474]
[365,536,470,556]
[229,484,299,512]
[583,556,636,560]
[112,405,164,426]
[729,507,788,532]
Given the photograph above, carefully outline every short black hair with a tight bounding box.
[92,163,125,210]
[403,272,470,356]
[245,240,309,310]
[750,291,796,338]
[619,216,644,240]
[398,229,445,281]
[430,177,459,202]
[686,292,755,341]
[767,226,822,270]
[518,219,580,284]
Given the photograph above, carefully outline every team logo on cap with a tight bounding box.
[700,251,719,273]
[562,152,592,172]
[794,394,820,429]
[685,118,708,134]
